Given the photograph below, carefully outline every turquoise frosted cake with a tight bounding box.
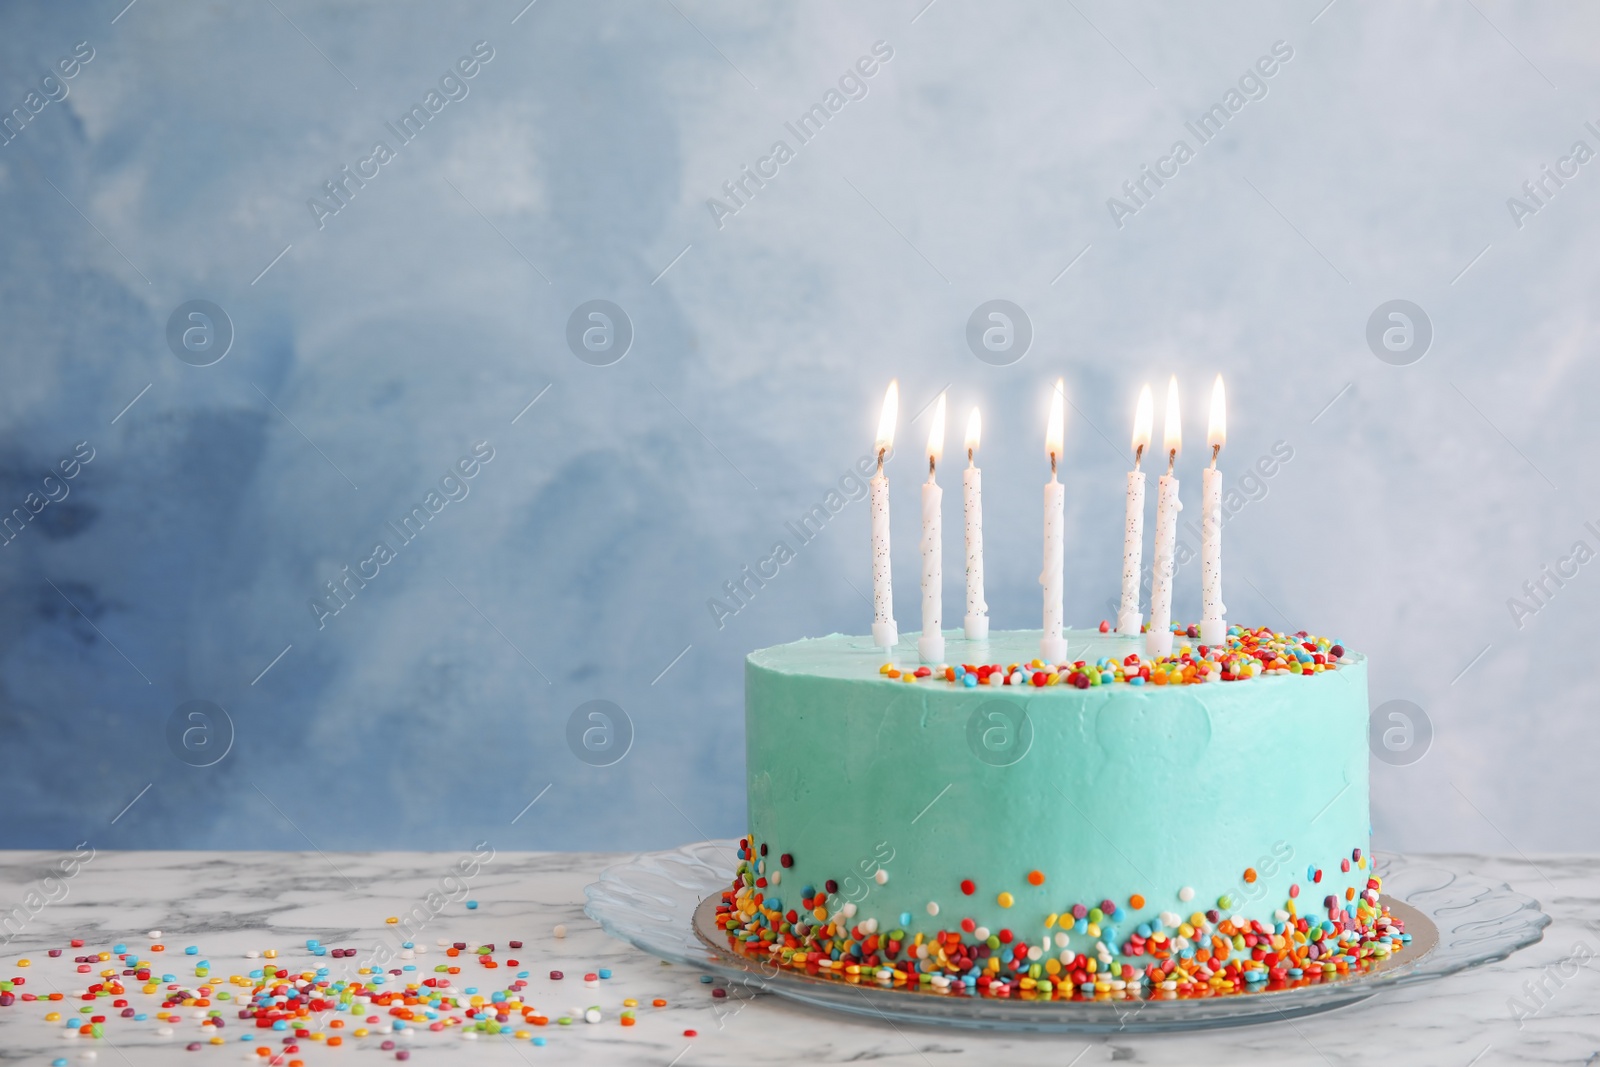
[717,625,1409,999]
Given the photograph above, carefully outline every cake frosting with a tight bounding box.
[720,625,1409,998]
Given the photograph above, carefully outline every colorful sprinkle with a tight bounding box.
[919,626,1346,689]
[719,834,1405,1005]
[6,929,647,1051]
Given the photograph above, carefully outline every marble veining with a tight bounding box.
[0,849,1593,1065]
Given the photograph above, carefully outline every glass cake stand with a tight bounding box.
[584,839,1550,1033]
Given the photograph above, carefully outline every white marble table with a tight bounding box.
[0,849,1591,1066]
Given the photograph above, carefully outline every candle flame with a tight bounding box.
[964,407,981,457]
[1045,378,1065,462]
[875,380,899,456]
[1163,375,1182,460]
[1132,384,1153,457]
[927,391,946,467]
[1207,374,1226,452]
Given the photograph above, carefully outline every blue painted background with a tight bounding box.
[1,1,1594,855]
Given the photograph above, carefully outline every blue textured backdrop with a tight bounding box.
[1,1,1594,854]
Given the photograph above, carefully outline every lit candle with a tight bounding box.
[1200,375,1227,647]
[1117,384,1153,636]
[871,381,899,650]
[1040,379,1068,664]
[919,393,947,664]
[1147,376,1182,659]
[962,408,988,641]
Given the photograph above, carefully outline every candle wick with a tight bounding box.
[928,454,936,479]
[1050,452,1057,477]
[1134,443,1144,471]
[877,447,885,474]
[1167,448,1176,476]
[967,447,974,467]
[1211,442,1220,469]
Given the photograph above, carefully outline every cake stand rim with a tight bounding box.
[584,841,1549,1034]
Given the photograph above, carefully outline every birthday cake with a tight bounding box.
[719,624,1408,999]
[717,379,1407,998]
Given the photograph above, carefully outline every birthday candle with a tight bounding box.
[962,407,988,640]
[1147,376,1182,659]
[870,381,899,650]
[918,393,946,664]
[1118,385,1153,636]
[1040,379,1067,664]
[1200,374,1227,647]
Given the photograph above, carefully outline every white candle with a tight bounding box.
[1040,379,1067,664]
[962,408,988,640]
[1200,375,1227,647]
[1147,376,1182,659]
[1117,384,1153,636]
[919,393,946,664]
[871,381,899,649]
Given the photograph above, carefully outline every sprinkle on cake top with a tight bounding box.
[878,623,1346,688]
